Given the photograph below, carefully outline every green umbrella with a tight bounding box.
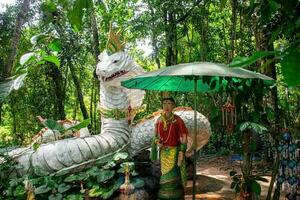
[121,61,273,200]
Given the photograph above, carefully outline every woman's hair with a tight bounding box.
[162,97,175,104]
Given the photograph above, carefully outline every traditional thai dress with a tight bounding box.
[151,113,188,200]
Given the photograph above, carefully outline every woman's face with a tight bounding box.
[162,100,175,114]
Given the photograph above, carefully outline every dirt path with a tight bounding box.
[183,156,286,200]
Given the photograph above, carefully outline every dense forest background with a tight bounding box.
[0,0,299,151]
[0,0,299,199]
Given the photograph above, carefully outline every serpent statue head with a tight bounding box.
[96,50,144,88]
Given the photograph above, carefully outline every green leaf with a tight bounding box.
[97,170,115,183]
[77,172,88,180]
[64,174,79,182]
[232,78,241,83]
[120,162,135,169]
[238,85,243,91]
[14,185,26,196]
[65,119,90,132]
[42,119,65,133]
[113,152,128,161]
[131,170,139,176]
[42,55,61,67]
[35,184,52,194]
[101,186,114,200]
[131,178,144,189]
[103,161,116,169]
[229,51,276,68]
[58,183,71,193]
[30,34,47,45]
[48,39,62,52]
[221,79,228,88]
[40,1,57,24]
[265,107,275,121]
[20,52,36,65]
[34,166,50,176]
[0,74,27,103]
[239,122,267,133]
[250,180,261,195]
[86,166,100,177]
[9,178,20,187]
[49,193,63,200]
[246,79,252,87]
[96,155,114,165]
[281,48,300,86]
[68,0,92,31]
[32,142,40,151]
[268,0,280,12]
[89,186,103,197]
[64,173,87,182]
[65,194,83,200]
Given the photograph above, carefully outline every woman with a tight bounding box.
[151,97,188,200]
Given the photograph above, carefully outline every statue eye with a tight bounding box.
[113,60,118,63]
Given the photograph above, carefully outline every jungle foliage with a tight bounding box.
[0,0,299,199]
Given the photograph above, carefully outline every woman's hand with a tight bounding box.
[157,141,163,148]
[155,139,163,148]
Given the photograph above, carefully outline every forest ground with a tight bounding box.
[183,156,288,200]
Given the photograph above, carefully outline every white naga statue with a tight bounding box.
[1,49,211,177]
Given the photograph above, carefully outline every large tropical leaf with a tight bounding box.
[281,48,300,86]
[57,183,71,193]
[96,170,115,183]
[89,186,103,197]
[65,118,90,132]
[42,55,60,67]
[20,52,36,65]
[34,184,52,194]
[113,152,128,161]
[0,74,27,103]
[68,0,92,31]
[229,51,276,68]
[42,119,65,133]
[239,122,267,133]
[49,193,63,200]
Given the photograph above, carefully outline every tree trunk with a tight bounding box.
[49,64,66,119]
[256,1,280,198]
[1,0,30,124]
[90,5,100,61]
[68,61,89,120]
[149,4,161,69]
[2,0,30,78]
[242,130,251,176]
[72,101,78,119]
[165,10,176,66]
[222,23,230,62]
[230,0,238,60]
[239,2,244,54]
[200,0,210,61]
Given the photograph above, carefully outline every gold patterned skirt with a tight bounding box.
[158,146,184,200]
